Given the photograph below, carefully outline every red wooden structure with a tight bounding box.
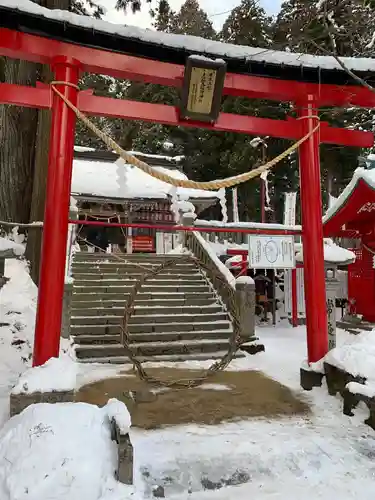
[0,1,374,367]
[324,169,375,322]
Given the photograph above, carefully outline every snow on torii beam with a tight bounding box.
[0,84,372,147]
[1,27,375,109]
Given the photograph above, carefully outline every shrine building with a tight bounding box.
[71,147,220,253]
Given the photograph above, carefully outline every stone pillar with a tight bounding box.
[182,213,196,248]
[326,268,339,351]
[0,250,16,290]
[0,257,6,291]
[61,282,73,339]
[111,419,134,485]
[235,276,256,342]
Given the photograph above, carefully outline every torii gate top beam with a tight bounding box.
[1,0,375,108]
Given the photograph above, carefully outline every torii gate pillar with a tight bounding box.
[32,58,80,366]
[298,96,328,363]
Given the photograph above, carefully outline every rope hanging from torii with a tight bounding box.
[51,82,320,190]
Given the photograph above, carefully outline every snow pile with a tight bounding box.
[72,157,219,200]
[0,260,37,425]
[236,276,255,286]
[346,381,375,398]
[106,398,131,434]
[12,356,77,395]
[167,244,191,255]
[0,236,24,256]
[325,329,375,381]
[0,400,134,500]
[70,196,78,213]
[170,189,197,224]
[296,239,356,264]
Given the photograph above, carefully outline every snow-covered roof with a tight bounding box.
[2,0,375,82]
[71,157,219,200]
[295,239,356,265]
[323,167,375,235]
[195,219,302,232]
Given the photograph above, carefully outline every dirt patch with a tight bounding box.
[75,368,309,429]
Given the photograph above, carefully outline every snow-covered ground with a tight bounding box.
[1,258,375,499]
[132,326,375,499]
[0,259,36,425]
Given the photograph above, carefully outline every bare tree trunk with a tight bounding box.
[0,59,38,224]
[25,67,52,284]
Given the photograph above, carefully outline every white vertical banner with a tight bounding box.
[284,192,297,226]
[284,268,306,317]
[156,232,164,254]
[232,187,239,223]
[126,227,133,254]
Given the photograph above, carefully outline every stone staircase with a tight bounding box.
[70,252,241,364]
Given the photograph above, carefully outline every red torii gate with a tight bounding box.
[0,1,374,370]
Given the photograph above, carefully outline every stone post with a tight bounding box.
[111,419,134,485]
[235,276,256,342]
[0,257,6,291]
[326,267,339,351]
[0,249,16,291]
[182,213,196,248]
[61,281,73,339]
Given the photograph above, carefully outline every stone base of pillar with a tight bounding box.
[300,367,324,391]
[240,342,265,355]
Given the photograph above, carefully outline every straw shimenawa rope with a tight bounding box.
[51,82,320,191]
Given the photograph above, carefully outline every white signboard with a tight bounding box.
[249,235,296,269]
[283,192,297,226]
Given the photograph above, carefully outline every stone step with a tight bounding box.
[71,304,223,316]
[73,329,232,345]
[71,264,197,274]
[73,253,188,261]
[70,297,218,308]
[73,284,210,294]
[71,320,232,335]
[76,350,244,364]
[72,272,202,281]
[72,255,194,263]
[73,278,205,287]
[71,291,216,302]
[74,339,230,359]
[71,312,228,325]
